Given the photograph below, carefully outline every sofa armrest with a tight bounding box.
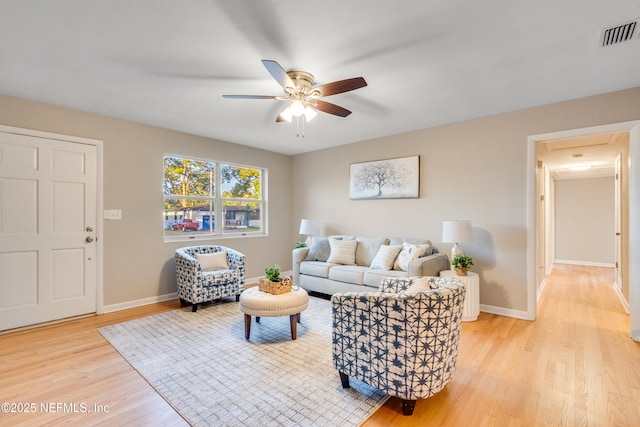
[407,252,450,277]
[292,247,310,284]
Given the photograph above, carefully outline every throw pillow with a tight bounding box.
[406,276,440,293]
[393,242,432,271]
[355,236,389,266]
[196,251,229,271]
[370,245,402,270]
[326,238,358,265]
[305,237,331,262]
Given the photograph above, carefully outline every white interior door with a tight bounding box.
[0,131,97,331]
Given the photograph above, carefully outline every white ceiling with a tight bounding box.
[1,1,639,156]
[539,132,627,179]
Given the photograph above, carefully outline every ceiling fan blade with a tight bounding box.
[314,77,367,97]
[312,100,352,117]
[261,59,295,90]
[222,95,279,99]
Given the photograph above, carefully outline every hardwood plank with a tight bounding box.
[1,266,639,426]
[0,300,188,426]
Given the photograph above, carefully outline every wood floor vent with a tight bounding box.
[600,19,638,47]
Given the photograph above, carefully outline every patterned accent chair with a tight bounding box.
[175,245,246,312]
[331,276,466,415]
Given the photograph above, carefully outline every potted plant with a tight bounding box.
[294,242,307,249]
[264,264,282,282]
[451,254,474,276]
[260,264,292,294]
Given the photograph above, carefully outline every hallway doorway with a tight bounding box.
[527,120,640,341]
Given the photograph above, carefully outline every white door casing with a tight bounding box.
[0,127,100,331]
[615,154,623,291]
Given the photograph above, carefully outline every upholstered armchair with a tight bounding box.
[331,276,466,415]
[175,245,246,312]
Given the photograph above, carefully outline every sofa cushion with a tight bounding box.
[355,236,389,266]
[393,242,432,271]
[300,261,336,278]
[363,269,408,288]
[327,239,358,265]
[370,244,402,270]
[328,265,369,285]
[305,237,331,262]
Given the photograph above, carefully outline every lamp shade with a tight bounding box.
[299,219,319,236]
[442,220,473,243]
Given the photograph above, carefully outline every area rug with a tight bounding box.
[98,296,388,427]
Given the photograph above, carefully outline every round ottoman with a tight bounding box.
[239,286,309,340]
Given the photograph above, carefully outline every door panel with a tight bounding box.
[1,178,38,233]
[0,132,97,331]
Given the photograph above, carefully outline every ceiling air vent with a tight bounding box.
[601,19,638,47]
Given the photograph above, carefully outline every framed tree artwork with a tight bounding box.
[349,155,420,199]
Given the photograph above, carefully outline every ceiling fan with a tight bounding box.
[223,60,367,125]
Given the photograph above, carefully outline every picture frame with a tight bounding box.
[349,155,420,200]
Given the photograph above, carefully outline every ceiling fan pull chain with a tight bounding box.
[296,116,304,138]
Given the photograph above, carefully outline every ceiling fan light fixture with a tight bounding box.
[303,106,317,122]
[279,106,293,122]
[290,100,305,117]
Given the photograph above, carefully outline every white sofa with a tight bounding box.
[292,235,450,295]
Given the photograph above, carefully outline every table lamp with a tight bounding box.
[299,219,319,245]
[442,220,473,261]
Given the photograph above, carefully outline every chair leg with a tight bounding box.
[191,303,198,312]
[401,399,416,416]
[244,314,251,340]
[289,314,297,340]
[339,371,350,389]
[179,298,188,307]
[236,294,240,302]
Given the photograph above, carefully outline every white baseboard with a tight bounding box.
[244,276,263,286]
[537,278,547,301]
[613,282,630,314]
[479,304,533,321]
[101,292,178,314]
[102,276,269,314]
[554,259,615,268]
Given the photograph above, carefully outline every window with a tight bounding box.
[163,155,265,241]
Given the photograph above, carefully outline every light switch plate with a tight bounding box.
[104,209,122,220]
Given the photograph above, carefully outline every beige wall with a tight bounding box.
[2,87,640,315]
[0,94,292,306]
[291,87,640,315]
[554,177,615,264]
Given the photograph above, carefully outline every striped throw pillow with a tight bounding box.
[327,239,358,265]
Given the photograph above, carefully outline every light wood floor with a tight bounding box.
[1,265,638,426]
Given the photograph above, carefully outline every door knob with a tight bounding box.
[85,236,94,243]
[86,226,94,232]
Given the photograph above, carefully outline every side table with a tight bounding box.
[439,270,479,322]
